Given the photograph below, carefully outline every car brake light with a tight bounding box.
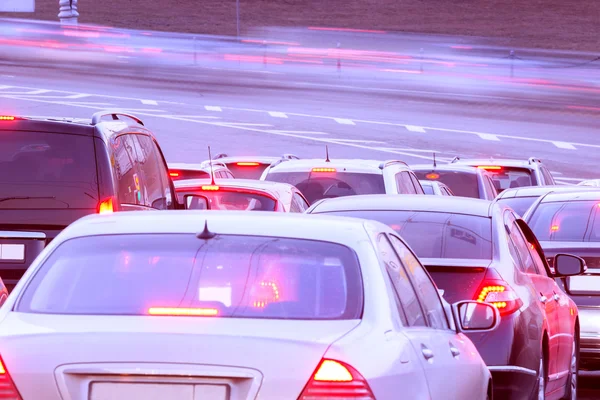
[298,359,375,400]
[147,307,219,316]
[312,168,336,173]
[425,173,439,179]
[0,356,23,400]
[169,171,180,177]
[475,280,523,316]
[477,166,502,170]
[551,225,559,232]
[0,116,15,121]
[201,185,220,191]
[98,197,114,214]
[236,162,260,166]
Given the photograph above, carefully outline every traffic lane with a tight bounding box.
[0,90,592,183]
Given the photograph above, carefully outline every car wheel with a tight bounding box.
[562,335,579,400]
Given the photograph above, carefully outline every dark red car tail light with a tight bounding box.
[0,356,23,400]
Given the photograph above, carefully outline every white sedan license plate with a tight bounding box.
[0,244,25,261]
[90,383,193,400]
[90,382,228,400]
[568,275,600,294]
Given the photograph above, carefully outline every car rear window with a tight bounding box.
[496,196,538,217]
[180,189,277,211]
[414,171,479,199]
[321,210,493,259]
[0,131,98,209]
[482,167,534,192]
[421,184,435,195]
[226,163,270,179]
[265,171,385,204]
[17,234,363,320]
[528,200,600,242]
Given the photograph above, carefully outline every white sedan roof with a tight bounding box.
[61,211,383,247]
[266,159,385,174]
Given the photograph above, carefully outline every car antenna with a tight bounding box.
[207,146,216,185]
[197,220,216,240]
[325,145,330,162]
[433,152,437,168]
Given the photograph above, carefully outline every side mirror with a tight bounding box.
[184,194,209,210]
[554,254,586,277]
[451,301,500,333]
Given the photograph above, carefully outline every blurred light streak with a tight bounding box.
[242,39,300,46]
[451,45,473,50]
[308,27,387,34]
[381,69,423,74]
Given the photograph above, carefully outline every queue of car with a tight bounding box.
[0,111,597,399]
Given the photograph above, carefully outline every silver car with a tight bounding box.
[0,211,498,400]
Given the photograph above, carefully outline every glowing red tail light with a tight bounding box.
[312,168,337,173]
[477,166,502,170]
[0,116,15,121]
[169,171,180,177]
[236,162,260,166]
[298,359,375,400]
[201,185,220,191]
[425,173,440,180]
[475,280,522,316]
[0,356,23,400]
[97,197,114,214]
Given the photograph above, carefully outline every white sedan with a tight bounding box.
[0,211,498,400]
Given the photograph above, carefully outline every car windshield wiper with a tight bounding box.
[0,196,59,204]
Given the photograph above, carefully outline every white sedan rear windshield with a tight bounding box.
[17,234,363,320]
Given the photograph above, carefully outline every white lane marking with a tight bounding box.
[376,147,441,153]
[141,99,159,105]
[478,133,500,141]
[330,139,386,143]
[268,130,328,135]
[1,89,53,95]
[163,115,221,119]
[215,122,273,127]
[216,106,597,150]
[0,84,185,104]
[117,108,168,113]
[205,106,222,112]
[406,125,426,133]
[552,141,576,150]
[5,95,443,162]
[64,93,91,99]
[268,111,288,118]
[334,118,355,125]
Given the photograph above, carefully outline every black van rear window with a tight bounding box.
[0,131,99,209]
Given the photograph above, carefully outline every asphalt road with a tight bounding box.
[0,57,599,398]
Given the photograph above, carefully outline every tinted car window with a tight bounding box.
[18,234,363,320]
[112,134,140,206]
[414,170,479,199]
[504,213,539,274]
[0,132,98,209]
[396,172,417,194]
[265,171,385,204]
[388,235,449,330]
[496,196,538,217]
[130,135,167,209]
[528,200,598,241]
[422,184,435,195]
[377,234,426,327]
[409,173,425,194]
[183,190,277,211]
[485,167,534,191]
[226,163,269,179]
[325,210,493,260]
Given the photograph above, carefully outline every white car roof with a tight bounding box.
[451,158,537,169]
[266,159,390,174]
[59,211,385,248]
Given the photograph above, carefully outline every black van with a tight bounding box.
[0,111,178,291]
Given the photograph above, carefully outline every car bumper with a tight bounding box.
[580,333,600,370]
[487,365,538,400]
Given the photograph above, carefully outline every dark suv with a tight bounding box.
[0,111,177,291]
